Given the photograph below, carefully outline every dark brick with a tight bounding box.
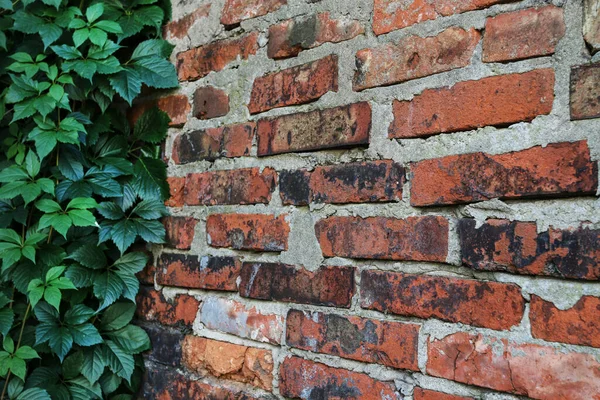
[360,270,525,330]
[142,324,184,367]
[239,263,355,308]
[193,86,229,120]
[163,216,198,250]
[157,254,241,291]
[458,218,600,280]
[571,63,600,120]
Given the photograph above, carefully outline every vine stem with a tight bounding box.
[0,303,31,400]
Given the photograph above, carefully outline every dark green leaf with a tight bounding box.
[132,157,168,200]
[100,302,135,331]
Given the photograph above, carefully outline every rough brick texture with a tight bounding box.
[428,332,600,399]
[354,27,480,91]
[530,295,600,348]
[373,0,517,35]
[239,263,355,307]
[157,254,241,291]
[459,218,600,280]
[257,102,370,156]
[280,160,404,205]
[248,55,338,114]
[286,309,419,370]
[182,336,274,390]
[206,213,290,251]
[411,141,598,206]
[315,216,449,262]
[184,167,277,206]
[483,6,565,62]
[389,69,554,138]
[147,2,600,398]
[361,270,525,330]
[280,357,400,399]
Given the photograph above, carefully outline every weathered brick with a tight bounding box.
[530,295,600,348]
[183,167,277,206]
[414,388,473,400]
[166,176,185,207]
[268,12,363,59]
[221,0,286,26]
[143,325,184,367]
[239,263,355,308]
[483,6,565,63]
[286,309,419,370]
[571,63,600,120]
[206,213,290,252]
[280,357,400,400]
[157,254,241,291]
[256,102,370,156]
[458,218,600,280]
[129,94,191,128]
[200,297,284,344]
[194,86,229,120]
[164,4,211,39]
[182,336,274,391]
[410,141,598,206]
[142,365,272,400]
[373,0,517,36]
[584,0,600,53]
[163,216,198,250]
[136,286,199,327]
[427,332,600,399]
[315,216,448,262]
[136,262,156,285]
[172,122,255,164]
[248,55,338,114]
[361,270,525,330]
[280,160,404,205]
[353,27,480,91]
[389,69,554,138]
[177,33,259,81]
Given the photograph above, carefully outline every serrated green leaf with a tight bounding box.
[108,325,149,354]
[108,69,141,105]
[73,28,90,48]
[64,304,95,325]
[133,107,170,144]
[68,209,96,226]
[67,198,98,210]
[68,243,106,269]
[100,302,135,331]
[93,271,124,310]
[15,345,39,359]
[39,213,72,238]
[89,27,107,46]
[114,252,148,274]
[82,346,106,383]
[44,285,62,310]
[0,165,28,182]
[9,357,26,380]
[0,308,14,336]
[36,199,62,213]
[132,157,168,201]
[103,340,134,382]
[70,323,103,346]
[96,202,124,220]
[86,3,104,23]
[133,56,178,89]
[16,388,51,400]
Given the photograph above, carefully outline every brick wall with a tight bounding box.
[137,0,600,399]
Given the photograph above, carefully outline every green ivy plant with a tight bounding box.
[0,0,178,397]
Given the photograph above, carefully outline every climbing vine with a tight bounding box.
[0,0,177,397]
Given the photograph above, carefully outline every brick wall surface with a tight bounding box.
[137,0,600,399]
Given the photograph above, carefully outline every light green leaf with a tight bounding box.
[44,286,62,310]
[9,357,26,380]
[68,209,96,226]
[89,28,107,46]
[15,346,39,360]
[39,213,72,238]
[86,3,104,23]
[36,199,62,213]
[73,28,90,48]
[67,198,98,210]
[0,166,28,182]
[94,20,122,34]
[46,265,66,282]
[0,228,21,244]
[28,286,44,309]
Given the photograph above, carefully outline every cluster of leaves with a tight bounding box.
[0,0,178,397]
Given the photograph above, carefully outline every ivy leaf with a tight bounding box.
[131,39,174,60]
[97,202,124,220]
[109,220,137,254]
[39,213,72,238]
[93,271,124,310]
[133,56,178,89]
[86,3,104,23]
[130,199,165,219]
[132,157,168,200]
[81,346,106,383]
[48,326,73,362]
[68,243,106,269]
[107,325,150,354]
[67,198,98,210]
[41,0,62,10]
[132,107,170,144]
[89,28,107,46]
[16,388,51,400]
[108,69,141,105]
[68,209,96,227]
[100,302,135,331]
[70,323,103,346]
[103,340,134,382]
[15,346,40,360]
[0,308,14,336]
[64,304,95,325]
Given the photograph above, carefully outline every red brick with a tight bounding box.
[571,63,600,120]
[483,6,565,63]
[427,332,600,399]
[157,254,241,291]
[414,388,473,400]
[206,213,290,252]
[280,160,404,205]
[136,286,199,327]
[200,297,284,344]
[361,270,524,330]
[315,216,449,262]
[280,357,400,399]
[389,69,554,138]
[268,12,363,59]
[193,86,229,120]
[172,122,255,164]
[286,309,419,370]
[176,33,259,81]
[410,141,598,206]
[143,365,266,400]
[458,218,600,280]
[166,176,185,207]
[221,0,286,26]
[530,295,600,348]
[183,167,277,206]
[584,1,600,53]
[163,216,198,250]
[164,4,211,39]
[373,0,517,36]
[136,262,156,285]
[248,55,338,114]
[256,102,370,156]
[182,336,273,391]
[129,94,191,127]
[353,27,480,91]
[239,263,355,308]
